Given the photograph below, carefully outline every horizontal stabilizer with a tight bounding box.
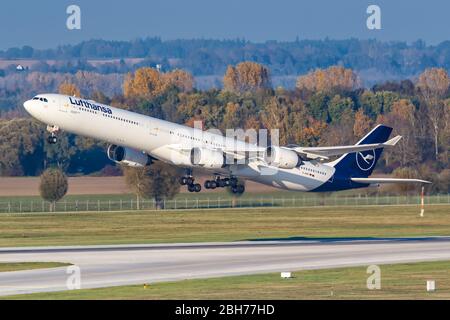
[351,177,431,184]
[292,135,402,160]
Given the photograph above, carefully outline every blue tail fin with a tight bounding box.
[330,124,392,178]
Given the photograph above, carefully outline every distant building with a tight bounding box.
[16,64,25,71]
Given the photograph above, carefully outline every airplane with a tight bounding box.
[23,93,430,194]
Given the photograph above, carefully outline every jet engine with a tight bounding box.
[264,146,302,169]
[190,147,225,169]
[107,145,153,167]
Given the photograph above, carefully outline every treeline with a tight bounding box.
[0,63,449,193]
[2,38,450,78]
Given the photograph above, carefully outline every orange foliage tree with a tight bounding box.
[223,62,271,93]
[162,69,194,93]
[58,81,81,97]
[296,66,361,93]
[124,68,195,100]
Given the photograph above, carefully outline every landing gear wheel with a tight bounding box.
[186,177,194,185]
[180,177,188,185]
[194,183,201,192]
[188,184,195,192]
[204,180,211,189]
[47,135,57,144]
[210,181,217,189]
[231,184,245,194]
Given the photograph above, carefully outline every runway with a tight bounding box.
[1,237,450,296]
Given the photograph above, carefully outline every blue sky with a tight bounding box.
[0,0,449,50]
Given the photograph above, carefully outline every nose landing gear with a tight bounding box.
[46,125,59,144]
[47,135,57,144]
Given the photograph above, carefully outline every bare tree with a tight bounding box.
[416,68,450,159]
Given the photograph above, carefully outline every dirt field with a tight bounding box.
[0,176,276,196]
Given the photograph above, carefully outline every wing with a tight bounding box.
[290,135,402,160]
[351,178,431,184]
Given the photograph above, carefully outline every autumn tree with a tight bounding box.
[261,95,325,147]
[221,102,241,131]
[162,69,194,93]
[124,67,194,100]
[223,62,271,93]
[123,67,168,100]
[59,81,81,97]
[391,167,420,194]
[319,109,355,146]
[416,68,450,159]
[0,118,44,176]
[296,66,360,93]
[353,109,373,138]
[90,90,111,104]
[39,168,68,211]
[260,97,290,145]
[381,99,420,167]
[123,162,180,209]
[296,118,327,147]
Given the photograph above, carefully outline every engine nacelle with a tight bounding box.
[190,147,225,169]
[107,145,152,167]
[264,146,302,169]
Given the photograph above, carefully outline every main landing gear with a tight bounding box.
[204,176,231,189]
[179,171,245,194]
[205,176,245,195]
[46,125,59,144]
[179,174,201,193]
[228,177,245,195]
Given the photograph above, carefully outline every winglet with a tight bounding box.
[384,135,402,146]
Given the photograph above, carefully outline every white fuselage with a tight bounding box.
[24,94,336,191]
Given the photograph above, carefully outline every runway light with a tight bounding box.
[281,272,292,279]
[426,280,435,292]
[143,283,150,289]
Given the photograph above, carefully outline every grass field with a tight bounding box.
[5,260,450,300]
[0,262,71,272]
[0,205,448,247]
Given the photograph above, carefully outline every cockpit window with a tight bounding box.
[34,97,48,102]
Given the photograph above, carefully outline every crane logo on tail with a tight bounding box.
[356,150,376,171]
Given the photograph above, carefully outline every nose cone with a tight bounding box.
[23,100,32,113]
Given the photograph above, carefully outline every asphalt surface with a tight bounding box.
[1,237,450,296]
